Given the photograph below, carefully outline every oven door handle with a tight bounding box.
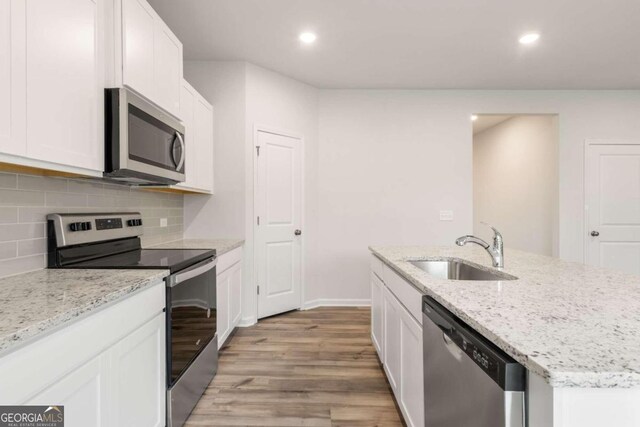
[170,257,216,287]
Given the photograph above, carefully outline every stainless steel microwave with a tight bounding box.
[104,87,185,185]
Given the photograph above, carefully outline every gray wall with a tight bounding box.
[473,115,559,256]
[0,173,183,277]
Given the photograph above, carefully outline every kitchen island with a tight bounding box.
[369,245,640,427]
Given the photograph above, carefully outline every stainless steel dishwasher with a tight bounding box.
[422,296,526,427]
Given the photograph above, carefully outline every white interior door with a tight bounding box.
[255,130,302,319]
[586,142,640,275]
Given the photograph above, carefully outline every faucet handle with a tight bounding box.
[480,222,503,240]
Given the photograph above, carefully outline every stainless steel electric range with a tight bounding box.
[47,212,217,427]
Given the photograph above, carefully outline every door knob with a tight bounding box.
[294,229,302,236]
[591,231,600,237]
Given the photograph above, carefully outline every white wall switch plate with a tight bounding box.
[439,210,454,221]
[160,218,168,227]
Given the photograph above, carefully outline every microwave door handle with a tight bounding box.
[175,132,185,171]
[170,258,216,287]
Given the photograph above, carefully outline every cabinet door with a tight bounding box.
[122,0,155,99]
[383,286,401,394]
[195,96,214,192]
[110,313,166,427]
[28,355,107,427]
[178,81,197,188]
[0,0,26,156]
[153,19,182,117]
[217,268,230,348]
[230,262,242,327]
[371,272,384,360]
[24,0,102,171]
[400,307,424,427]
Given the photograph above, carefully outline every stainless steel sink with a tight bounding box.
[408,259,517,281]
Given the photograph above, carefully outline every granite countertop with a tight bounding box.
[369,245,640,389]
[0,269,168,355]
[148,238,244,256]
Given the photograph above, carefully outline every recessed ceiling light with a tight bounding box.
[471,115,478,121]
[519,33,540,45]
[299,32,317,44]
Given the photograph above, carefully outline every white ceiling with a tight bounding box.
[473,115,513,135]
[148,0,640,89]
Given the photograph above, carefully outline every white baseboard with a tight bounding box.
[238,316,257,327]
[302,298,371,310]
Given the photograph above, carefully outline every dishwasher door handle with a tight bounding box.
[442,332,464,361]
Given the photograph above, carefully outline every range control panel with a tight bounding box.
[48,212,144,247]
[95,217,123,230]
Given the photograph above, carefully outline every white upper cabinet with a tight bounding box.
[119,0,183,119]
[0,0,26,157]
[0,0,103,174]
[175,79,213,193]
[178,82,197,188]
[194,95,214,192]
[153,19,182,116]
[122,0,155,99]
[25,0,103,171]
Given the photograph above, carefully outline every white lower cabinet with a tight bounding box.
[29,355,107,426]
[383,286,402,394]
[217,267,230,346]
[371,254,425,427]
[370,272,384,359]
[399,304,424,427]
[0,282,166,427]
[109,313,166,427]
[217,247,243,347]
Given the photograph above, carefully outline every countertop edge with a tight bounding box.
[0,270,169,357]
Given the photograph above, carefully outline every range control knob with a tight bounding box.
[69,222,92,232]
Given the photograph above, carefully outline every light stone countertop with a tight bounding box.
[369,245,640,389]
[0,269,168,355]
[148,238,244,256]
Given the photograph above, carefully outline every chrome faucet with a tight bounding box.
[455,223,504,268]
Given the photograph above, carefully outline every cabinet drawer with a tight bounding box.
[370,254,384,279]
[217,247,243,274]
[383,264,423,325]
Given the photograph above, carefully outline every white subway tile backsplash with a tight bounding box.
[0,173,17,189]
[18,175,68,192]
[0,172,184,278]
[17,238,47,257]
[0,208,18,224]
[0,223,45,242]
[0,242,17,260]
[45,192,88,207]
[0,189,45,206]
[18,207,64,223]
[67,179,104,195]
[0,254,46,277]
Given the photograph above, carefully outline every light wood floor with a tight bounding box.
[184,307,405,426]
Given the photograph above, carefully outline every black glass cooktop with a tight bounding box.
[69,248,215,274]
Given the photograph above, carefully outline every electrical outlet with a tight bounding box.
[439,210,454,221]
[160,218,168,227]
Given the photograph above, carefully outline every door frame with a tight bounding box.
[252,124,306,319]
[583,138,640,265]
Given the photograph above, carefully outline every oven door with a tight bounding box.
[105,87,185,185]
[167,257,217,387]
